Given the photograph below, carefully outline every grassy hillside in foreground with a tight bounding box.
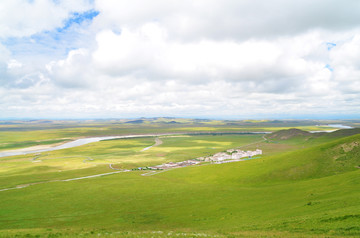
[0,133,359,237]
[167,133,360,184]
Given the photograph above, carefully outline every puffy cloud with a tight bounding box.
[46,48,95,88]
[91,24,328,95]
[94,0,360,41]
[1,0,360,118]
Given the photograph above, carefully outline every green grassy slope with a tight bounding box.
[168,133,360,184]
[0,132,359,237]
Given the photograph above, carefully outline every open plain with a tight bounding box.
[0,119,359,237]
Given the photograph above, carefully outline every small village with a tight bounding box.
[135,148,262,170]
[197,148,263,162]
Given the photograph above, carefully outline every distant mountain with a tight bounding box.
[125,119,144,124]
[166,121,181,124]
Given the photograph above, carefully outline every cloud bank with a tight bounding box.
[1,0,360,119]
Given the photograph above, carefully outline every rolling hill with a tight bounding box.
[266,128,312,140]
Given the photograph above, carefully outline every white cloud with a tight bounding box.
[1,0,360,118]
[0,0,92,38]
[91,25,328,95]
[94,0,360,41]
[329,34,360,93]
[46,48,94,88]
[7,59,22,69]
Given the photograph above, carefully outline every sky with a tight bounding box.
[1,0,360,119]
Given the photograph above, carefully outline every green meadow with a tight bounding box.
[0,119,359,237]
[0,134,263,190]
[0,118,348,152]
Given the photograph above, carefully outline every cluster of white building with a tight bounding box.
[197,149,262,162]
[137,148,262,171]
[148,160,200,170]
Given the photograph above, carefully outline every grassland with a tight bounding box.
[0,120,359,237]
[0,118,353,152]
[0,133,264,190]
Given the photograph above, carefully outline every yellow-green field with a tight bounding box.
[0,118,350,152]
[0,133,264,190]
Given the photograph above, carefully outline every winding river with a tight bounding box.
[0,134,169,158]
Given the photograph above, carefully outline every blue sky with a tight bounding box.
[62,10,99,30]
[3,9,98,60]
[326,42,336,50]
[1,0,360,119]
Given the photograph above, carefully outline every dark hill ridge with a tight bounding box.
[267,128,311,140]
[324,127,360,138]
[125,119,144,124]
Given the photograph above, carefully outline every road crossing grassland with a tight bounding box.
[0,170,128,192]
[141,137,163,151]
